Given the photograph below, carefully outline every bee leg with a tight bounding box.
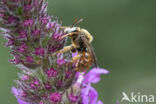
[60,26,69,29]
[70,54,81,63]
[56,45,73,54]
[68,54,81,70]
[60,32,78,39]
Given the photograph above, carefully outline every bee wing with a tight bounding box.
[81,36,98,68]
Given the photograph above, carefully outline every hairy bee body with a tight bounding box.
[70,29,92,52]
[55,21,97,72]
[65,29,94,71]
[75,51,93,72]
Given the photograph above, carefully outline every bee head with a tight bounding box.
[64,18,83,34]
[64,27,80,34]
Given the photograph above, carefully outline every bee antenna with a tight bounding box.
[75,18,83,26]
[71,18,83,27]
[71,18,78,27]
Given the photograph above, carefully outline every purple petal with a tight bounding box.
[97,100,104,104]
[116,101,119,104]
[12,87,29,104]
[81,84,91,104]
[81,84,102,104]
[84,67,109,84]
[12,87,18,96]
[72,52,77,57]
[57,58,66,65]
[17,98,29,104]
[88,87,98,104]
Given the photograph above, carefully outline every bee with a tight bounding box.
[56,18,97,72]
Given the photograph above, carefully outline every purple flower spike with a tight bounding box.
[19,31,27,39]
[66,70,72,78]
[44,83,51,90]
[9,58,20,65]
[68,94,79,103]
[12,87,29,104]
[38,101,43,104]
[12,0,20,2]
[1,0,108,104]
[0,14,4,18]
[46,68,58,77]
[88,86,98,104]
[57,58,66,65]
[30,79,40,89]
[24,19,33,27]
[18,43,28,53]
[53,33,61,40]
[24,5,32,11]
[50,92,62,103]
[47,22,55,30]
[97,100,104,104]
[7,16,17,24]
[33,79,40,85]
[80,68,109,104]
[40,17,49,24]
[116,101,119,104]
[35,47,45,56]
[5,39,14,46]
[26,56,33,63]
[32,29,40,37]
[21,75,29,81]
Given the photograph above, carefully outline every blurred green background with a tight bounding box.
[0,0,156,104]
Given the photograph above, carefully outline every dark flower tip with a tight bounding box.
[68,94,79,103]
[50,92,62,103]
[46,68,58,77]
[35,47,45,56]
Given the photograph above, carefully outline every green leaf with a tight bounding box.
[41,36,49,48]
[17,7,22,16]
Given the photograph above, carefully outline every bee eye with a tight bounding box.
[72,30,78,32]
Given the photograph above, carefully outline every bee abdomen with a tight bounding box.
[76,52,93,72]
